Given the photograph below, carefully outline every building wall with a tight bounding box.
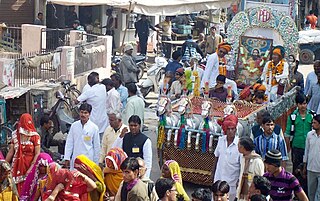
[0,0,35,25]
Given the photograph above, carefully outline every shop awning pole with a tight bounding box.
[120,1,133,55]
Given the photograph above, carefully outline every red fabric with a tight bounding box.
[12,115,40,196]
[45,163,88,201]
[306,14,318,29]
[239,86,251,100]
[18,113,36,132]
[221,114,238,133]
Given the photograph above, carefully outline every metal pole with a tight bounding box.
[120,1,133,55]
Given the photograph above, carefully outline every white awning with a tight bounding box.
[48,0,235,15]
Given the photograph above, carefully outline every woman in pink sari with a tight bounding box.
[43,162,97,201]
[20,153,53,201]
[5,113,41,195]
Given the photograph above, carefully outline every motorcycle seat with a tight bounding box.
[61,80,71,86]
[134,55,146,63]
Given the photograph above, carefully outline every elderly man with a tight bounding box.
[112,115,152,178]
[99,112,127,167]
[119,44,140,87]
[213,114,241,201]
[201,42,232,89]
[261,46,289,101]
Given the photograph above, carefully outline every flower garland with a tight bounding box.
[266,59,285,86]
[218,57,227,76]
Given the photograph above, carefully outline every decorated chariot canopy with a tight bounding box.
[227,6,299,57]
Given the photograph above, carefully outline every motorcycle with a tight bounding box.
[111,55,147,80]
[140,57,168,98]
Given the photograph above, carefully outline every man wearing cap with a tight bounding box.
[261,46,289,101]
[119,44,141,87]
[134,15,157,56]
[264,149,308,201]
[213,114,241,201]
[303,114,320,201]
[201,42,232,89]
[170,68,185,100]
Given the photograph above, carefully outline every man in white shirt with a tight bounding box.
[303,114,320,201]
[122,83,145,127]
[111,73,128,111]
[201,42,232,89]
[213,114,241,201]
[64,103,100,169]
[101,78,122,114]
[99,112,127,167]
[112,115,152,178]
[77,72,108,139]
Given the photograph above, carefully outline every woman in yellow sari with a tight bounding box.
[0,160,19,201]
[104,147,128,199]
[161,160,190,201]
[74,155,106,201]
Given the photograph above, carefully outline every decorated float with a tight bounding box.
[156,6,299,186]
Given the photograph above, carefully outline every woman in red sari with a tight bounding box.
[43,162,97,201]
[5,113,41,195]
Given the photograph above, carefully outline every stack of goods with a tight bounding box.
[298,30,320,44]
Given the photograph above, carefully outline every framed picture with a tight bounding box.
[236,36,273,86]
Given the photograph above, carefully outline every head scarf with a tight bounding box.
[20,153,53,200]
[253,83,266,92]
[272,46,285,58]
[218,42,232,53]
[239,86,251,100]
[74,155,106,201]
[45,162,72,191]
[124,44,134,52]
[17,113,37,137]
[164,160,182,184]
[163,160,190,201]
[0,160,19,197]
[104,148,127,196]
[105,147,128,171]
[218,114,238,134]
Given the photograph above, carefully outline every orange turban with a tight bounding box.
[273,48,281,57]
[239,86,251,100]
[272,46,285,58]
[218,114,238,134]
[253,83,266,92]
[218,42,232,53]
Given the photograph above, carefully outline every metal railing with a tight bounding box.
[12,50,62,87]
[0,25,22,52]
[41,28,71,52]
[74,39,105,75]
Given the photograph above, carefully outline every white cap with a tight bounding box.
[124,44,134,52]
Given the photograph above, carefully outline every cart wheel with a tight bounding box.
[299,49,315,64]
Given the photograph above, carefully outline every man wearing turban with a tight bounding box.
[201,42,232,89]
[260,46,289,101]
[213,114,241,201]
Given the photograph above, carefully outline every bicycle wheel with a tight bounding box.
[0,125,13,157]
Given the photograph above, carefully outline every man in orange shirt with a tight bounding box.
[306,10,318,29]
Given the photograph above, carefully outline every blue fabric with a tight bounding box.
[165,60,182,74]
[254,132,288,160]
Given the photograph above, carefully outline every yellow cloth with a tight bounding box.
[104,169,123,196]
[165,160,190,201]
[0,187,18,201]
[75,155,106,201]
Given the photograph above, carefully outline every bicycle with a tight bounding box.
[0,121,17,157]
